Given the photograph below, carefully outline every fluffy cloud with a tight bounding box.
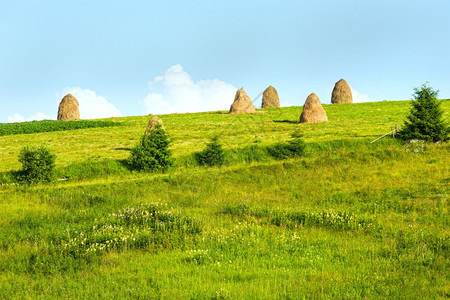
[7,112,52,123]
[141,65,237,114]
[61,87,122,119]
[351,87,371,103]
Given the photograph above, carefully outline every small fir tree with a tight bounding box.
[195,135,225,167]
[128,125,173,171]
[398,84,448,142]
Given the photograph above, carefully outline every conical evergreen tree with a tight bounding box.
[398,84,448,142]
[128,124,173,171]
[195,135,225,167]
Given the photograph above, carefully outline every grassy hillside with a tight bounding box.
[0,101,428,172]
[0,101,448,299]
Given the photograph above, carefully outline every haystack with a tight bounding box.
[57,94,80,121]
[300,93,328,123]
[261,85,280,108]
[145,116,164,135]
[331,79,353,104]
[229,88,256,114]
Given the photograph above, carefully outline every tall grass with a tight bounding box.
[0,101,448,298]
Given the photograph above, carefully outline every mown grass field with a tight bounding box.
[0,100,449,299]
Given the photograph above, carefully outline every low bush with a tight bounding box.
[18,146,56,183]
[195,136,225,167]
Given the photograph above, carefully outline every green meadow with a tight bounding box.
[0,100,448,299]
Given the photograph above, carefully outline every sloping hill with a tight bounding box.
[0,101,448,298]
[2,100,447,172]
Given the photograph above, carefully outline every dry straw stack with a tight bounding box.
[331,79,353,104]
[299,93,328,123]
[261,85,280,108]
[229,88,256,114]
[57,94,80,121]
[145,116,164,135]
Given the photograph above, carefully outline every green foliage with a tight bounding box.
[0,120,120,136]
[18,146,56,183]
[267,131,306,159]
[0,101,449,298]
[398,84,448,142]
[195,136,226,167]
[2,100,449,173]
[127,125,173,171]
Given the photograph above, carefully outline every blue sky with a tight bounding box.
[1,0,449,122]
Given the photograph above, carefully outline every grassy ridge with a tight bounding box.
[0,101,417,172]
[0,119,120,137]
[0,101,449,298]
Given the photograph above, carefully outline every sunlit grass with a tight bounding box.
[0,100,448,298]
[0,101,429,172]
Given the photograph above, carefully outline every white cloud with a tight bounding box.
[61,87,122,119]
[141,64,237,114]
[350,87,371,103]
[7,112,52,123]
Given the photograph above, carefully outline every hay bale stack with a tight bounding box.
[145,116,164,135]
[300,93,328,123]
[261,85,280,108]
[331,79,353,104]
[229,88,256,114]
[57,94,80,121]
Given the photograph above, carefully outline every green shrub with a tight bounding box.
[195,136,225,167]
[18,146,56,183]
[267,131,306,159]
[127,125,173,171]
[398,84,448,142]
